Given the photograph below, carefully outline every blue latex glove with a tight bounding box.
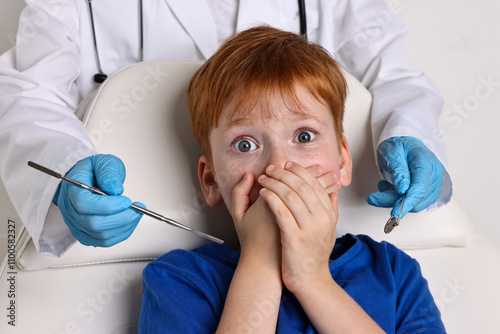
[55,154,144,247]
[366,136,445,219]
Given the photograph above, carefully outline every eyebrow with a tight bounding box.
[223,108,328,131]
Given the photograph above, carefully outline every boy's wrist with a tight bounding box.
[239,247,281,274]
[286,266,334,298]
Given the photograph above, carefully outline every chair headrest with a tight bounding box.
[16,60,475,270]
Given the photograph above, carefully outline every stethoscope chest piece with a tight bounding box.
[93,73,108,84]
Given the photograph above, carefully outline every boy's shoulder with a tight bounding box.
[145,242,239,276]
[144,235,419,283]
[336,233,419,272]
[142,243,240,303]
[357,234,411,256]
[339,233,411,255]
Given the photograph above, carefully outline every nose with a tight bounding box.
[266,144,292,170]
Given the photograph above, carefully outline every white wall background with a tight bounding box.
[0,0,499,249]
[395,0,500,249]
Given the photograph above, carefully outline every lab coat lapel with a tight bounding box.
[164,0,218,59]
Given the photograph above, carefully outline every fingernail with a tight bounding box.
[285,161,294,169]
[259,174,267,181]
[315,166,322,174]
[267,164,276,172]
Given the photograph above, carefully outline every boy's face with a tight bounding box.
[198,85,352,215]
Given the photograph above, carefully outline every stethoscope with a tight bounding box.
[88,0,307,84]
[87,0,145,83]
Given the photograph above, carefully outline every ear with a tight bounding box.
[198,155,223,207]
[338,135,353,187]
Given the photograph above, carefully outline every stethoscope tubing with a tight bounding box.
[298,0,307,38]
[88,0,307,83]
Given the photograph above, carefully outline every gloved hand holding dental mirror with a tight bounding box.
[366,136,446,233]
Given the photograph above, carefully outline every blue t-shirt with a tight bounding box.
[139,234,446,333]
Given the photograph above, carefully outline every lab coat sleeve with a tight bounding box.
[327,0,452,210]
[0,0,95,256]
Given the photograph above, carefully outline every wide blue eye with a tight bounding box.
[234,139,257,152]
[295,130,315,143]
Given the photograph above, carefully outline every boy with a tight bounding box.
[139,26,446,333]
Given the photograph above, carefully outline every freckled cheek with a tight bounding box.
[299,152,340,177]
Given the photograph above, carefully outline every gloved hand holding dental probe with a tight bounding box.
[366,136,445,219]
[54,154,336,247]
[53,154,145,247]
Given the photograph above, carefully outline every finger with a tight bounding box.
[92,201,144,233]
[377,143,410,194]
[63,220,97,246]
[258,173,314,229]
[258,173,326,230]
[329,192,339,218]
[329,192,340,236]
[68,185,133,214]
[286,162,334,209]
[376,180,395,193]
[65,155,126,196]
[390,163,411,195]
[400,152,436,215]
[93,154,127,195]
[401,172,431,215]
[81,215,140,240]
[266,162,331,210]
[304,165,340,195]
[231,172,254,221]
[411,177,444,212]
[366,190,399,208]
[304,165,323,178]
[63,207,141,247]
[389,195,408,219]
[407,153,445,212]
[390,155,444,217]
[70,204,143,235]
[71,223,138,247]
[95,224,138,247]
[67,157,97,187]
[259,187,298,235]
[317,172,340,194]
[260,165,325,217]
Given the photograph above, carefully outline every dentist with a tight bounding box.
[0,0,451,256]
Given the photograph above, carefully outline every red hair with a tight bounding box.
[188,26,347,162]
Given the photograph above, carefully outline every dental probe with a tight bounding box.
[384,193,406,234]
[27,161,224,244]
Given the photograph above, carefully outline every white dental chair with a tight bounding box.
[1,60,499,334]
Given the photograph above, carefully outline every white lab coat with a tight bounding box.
[0,0,451,257]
